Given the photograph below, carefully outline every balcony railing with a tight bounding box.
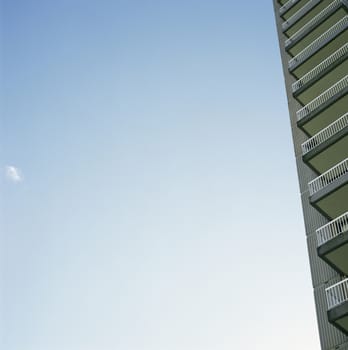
[282,0,321,31]
[289,16,348,70]
[280,0,301,15]
[326,278,348,310]
[317,212,348,246]
[308,158,348,195]
[296,75,348,121]
[292,43,348,93]
[285,0,345,49]
[301,113,348,154]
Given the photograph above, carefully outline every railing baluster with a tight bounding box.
[308,158,348,195]
[289,16,348,70]
[326,279,348,309]
[297,75,348,121]
[283,0,321,31]
[293,44,348,93]
[280,0,301,15]
[285,0,342,48]
[301,113,348,154]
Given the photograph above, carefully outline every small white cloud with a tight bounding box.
[5,165,23,183]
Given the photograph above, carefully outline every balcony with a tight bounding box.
[326,279,348,335]
[317,212,348,275]
[283,0,321,33]
[292,44,348,105]
[308,158,348,219]
[296,75,348,136]
[281,0,312,20]
[285,0,348,56]
[302,113,348,173]
[289,15,348,78]
[280,0,302,16]
[283,0,334,36]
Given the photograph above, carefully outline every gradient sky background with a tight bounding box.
[1,1,321,349]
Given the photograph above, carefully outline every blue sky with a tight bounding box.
[1,1,320,349]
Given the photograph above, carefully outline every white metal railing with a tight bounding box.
[282,0,321,31]
[289,16,348,70]
[296,75,348,121]
[308,158,348,195]
[280,0,301,15]
[301,113,348,154]
[292,44,348,93]
[317,212,348,246]
[285,0,342,48]
[326,278,348,310]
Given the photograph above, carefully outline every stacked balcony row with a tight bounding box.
[279,0,348,335]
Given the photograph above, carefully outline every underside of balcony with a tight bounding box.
[327,279,348,335]
[310,178,348,219]
[297,81,348,136]
[282,0,312,21]
[279,0,289,5]
[302,114,348,173]
[284,0,334,36]
[287,6,348,57]
[290,28,348,78]
[318,231,348,274]
[328,304,348,335]
[294,59,348,105]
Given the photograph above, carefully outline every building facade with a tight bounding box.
[273,1,348,349]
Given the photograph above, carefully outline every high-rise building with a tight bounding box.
[273,1,348,349]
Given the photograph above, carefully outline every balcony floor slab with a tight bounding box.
[310,174,348,219]
[328,301,348,335]
[304,128,348,173]
[318,230,348,274]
